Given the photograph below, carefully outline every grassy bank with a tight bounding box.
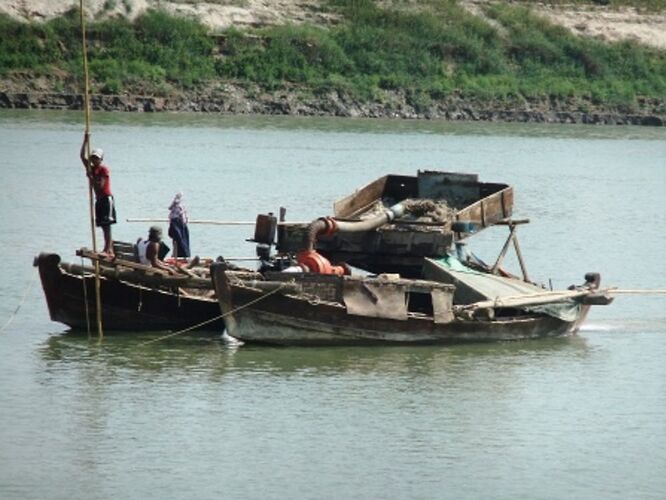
[1,0,665,112]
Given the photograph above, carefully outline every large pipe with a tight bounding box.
[334,203,405,232]
[298,203,406,275]
[303,203,405,251]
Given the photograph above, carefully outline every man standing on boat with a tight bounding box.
[80,132,116,258]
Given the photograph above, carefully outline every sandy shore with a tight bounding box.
[1,0,665,48]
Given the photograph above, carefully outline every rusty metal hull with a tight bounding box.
[213,269,581,346]
[35,253,223,333]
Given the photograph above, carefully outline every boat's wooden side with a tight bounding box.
[212,266,578,346]
[35,253,223,332]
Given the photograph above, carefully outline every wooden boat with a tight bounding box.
[211,169,612,345]
[211,264,613,346]
[34,246,258,333]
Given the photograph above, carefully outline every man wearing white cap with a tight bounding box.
[80,132,116,257]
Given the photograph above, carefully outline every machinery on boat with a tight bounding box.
[210,170,613,345]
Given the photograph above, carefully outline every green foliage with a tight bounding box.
[86,10,215,90]
[0,9,213,92]
[216,24,351,88]
[484,3,666,104]
[0,10,80,75]
[1,2,664,107]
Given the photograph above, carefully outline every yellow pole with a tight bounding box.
[80,0,104,340]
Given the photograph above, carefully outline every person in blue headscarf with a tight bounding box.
[168,192,191,258]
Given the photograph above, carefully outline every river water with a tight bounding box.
[0,111,665,499]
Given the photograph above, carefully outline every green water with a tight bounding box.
[1,111,665,499]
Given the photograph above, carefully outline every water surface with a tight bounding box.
[0,111,665,499]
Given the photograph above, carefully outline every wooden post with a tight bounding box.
[491,225,515,274]
[512,231,530,282]
[80,0,103,339]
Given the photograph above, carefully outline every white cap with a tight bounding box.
[91,148,104,159]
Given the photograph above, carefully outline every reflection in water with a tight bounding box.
[40,331,237,375]
[4,112,665,500]
[40,330,591,382]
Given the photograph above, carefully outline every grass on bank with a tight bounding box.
[0,8,215,94]
[0,0,665,110]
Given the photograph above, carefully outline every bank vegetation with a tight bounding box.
[1,0,665,123]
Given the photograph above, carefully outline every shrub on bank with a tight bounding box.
[0,1,664,110]
[0,8,214,94]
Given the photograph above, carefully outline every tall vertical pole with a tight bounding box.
[80,0,104,339]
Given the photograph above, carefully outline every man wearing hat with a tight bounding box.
[135,226,174,273]
[80,132,116,257]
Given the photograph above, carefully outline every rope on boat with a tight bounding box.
[0,271,37,334]
[138,282,288,346]
[126,218,310,226]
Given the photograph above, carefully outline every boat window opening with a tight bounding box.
[407,291,433,316]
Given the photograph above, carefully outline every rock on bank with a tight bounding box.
[1,84,663,126]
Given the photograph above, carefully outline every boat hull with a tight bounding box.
[35,253,223,332]
[213,268,580,346]
[226,307,575,346]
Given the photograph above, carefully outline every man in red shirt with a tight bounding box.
[80,133,116,257]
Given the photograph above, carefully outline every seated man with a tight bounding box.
[135,226,174,273]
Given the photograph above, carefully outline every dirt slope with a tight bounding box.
[1,0,664,48]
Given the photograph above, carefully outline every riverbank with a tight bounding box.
[2,84,663,125]
[1,1,665,125]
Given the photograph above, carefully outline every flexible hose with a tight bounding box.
[302,203,405,251]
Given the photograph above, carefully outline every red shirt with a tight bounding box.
[92,164,112,197]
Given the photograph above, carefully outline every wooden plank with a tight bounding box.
[333,175,388,218]
[77,248,167,274]
[62,261,213,289]
[491,226,516,274]
[459,289,592,310]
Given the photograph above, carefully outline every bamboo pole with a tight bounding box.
[459,288,666,311]
[80,1,103,339]
[126,218,309,226]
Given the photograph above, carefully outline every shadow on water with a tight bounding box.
[39,328,593,380]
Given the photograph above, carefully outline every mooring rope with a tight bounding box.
[0,271,37,334]
[138,282,288,346]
